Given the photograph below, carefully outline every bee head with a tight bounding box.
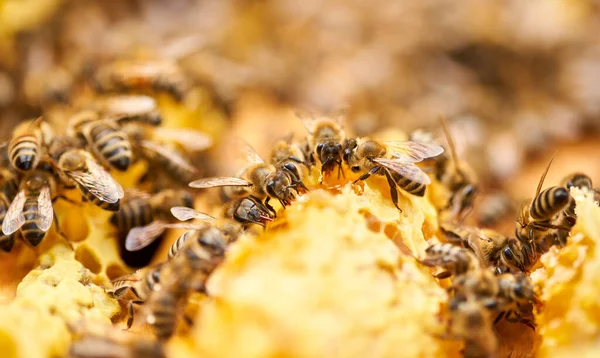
[342,138,358,164]
[317,141,342,175]
[266,171,294,202]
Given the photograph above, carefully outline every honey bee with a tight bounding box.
[494,273,536,330]
[435,118,479,222]
[1,165,56,247]
[419,243,480,279]
[93,95,162,126]
[476,192,514,228]
[445,298,499,358]
[224,196,274,227]
[108,264,163,329]
[342,137,444,210]
[68,110,133,171]
[270,135,309,194]
[300,113,346,179]
[190,140,299,214]
[124,124,211,186]
[562,172,599,203]
[0,192,17,252]
[52,146,124,211]
[7,117,53,172]
[93,59,190,101]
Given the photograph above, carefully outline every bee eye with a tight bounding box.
[316,143,324,155]
[351,165,360,172]
[503,247,514,261]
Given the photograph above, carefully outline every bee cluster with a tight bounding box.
[0,55,598,358]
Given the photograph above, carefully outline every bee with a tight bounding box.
[7,117,52,172]
[342,137,444,210]
[476,192,513,228]
[93,95,162,126]
[108,264,163,329]
[445,298,499,358]
[190,140,299,214]
[562,172,599,203]
[493,273,537,330]
[52,145,125,211]
[93,59,190,101]
[270,135,309,194]
[124,124,211,186]
[1,165,56,247]
[0,192,17,252]
[67,110,134,171]
[435,118,479,222]
[419,243,480,279]
[224,196,274,227]
[300,113,346,179]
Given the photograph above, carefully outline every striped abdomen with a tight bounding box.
[391,172,426,197]
[0,196,16,252]
[147,290,178,341]
[153,151,195,184]
[423,243,478,276]
[87,121,132,171]
[21,196,46,246]
[81,185,120,211]
[9,133,41,171]
[530,186,569,221]
[168,231,191,259]
[110,198,153,233]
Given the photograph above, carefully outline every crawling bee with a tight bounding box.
[51,141,124,211]
[342,137,443,210]
[1,164,56,247]
[419,243,480,278]
[7,118,53,172]
[270,135,309,194]
[92,94,162,126]
[92,59,190,101]
[108,264,163,329]
[300,113,345,180]
[124,124,211,186]
[68,110,133,171]
[494,273,537,330]
[445,298,499,358]
[190,140,300,214]
[435,118,479,222]
[562,172,599,203]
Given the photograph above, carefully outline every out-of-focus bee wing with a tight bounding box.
[372,158,432,185]
[141,140,196,173]
[123,188,151,201]
[155,128,213,152]
[67,157,125,203]
[230,137,264,164]
[189,177,251,189]
[2,190,26,235]
[125,221,205,251]
[36,186,54,232]
[170,206,215,222]
[384,141,445,163]
[296,110,345,133]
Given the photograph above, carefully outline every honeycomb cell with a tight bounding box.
[75,246,102,274]
[105,263,128,281]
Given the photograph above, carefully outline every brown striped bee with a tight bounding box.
[224,196,274,227]
[300,113,346,180]
[7,117,53,172]
[108,264,164,329]
[92,59,190,101]
[91,94,163,126]
[493,273,537,330]
[51,144,124,212]
[68,110,133,171]
[562,172,599,203]
[419,243,480,279]
[342,137,444,210]
[270,135,309,194]
[444,298,499,358]
[1,165,56,247]
[190,140,300,214]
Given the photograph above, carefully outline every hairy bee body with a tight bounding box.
[390,171,426,197]
[81,120,132,172]
[561,173,593,191]
[9,130,42,172]
[111,198,153,234]
[529,186,570,221]
[145,288,180,341]
[421,243,479,277]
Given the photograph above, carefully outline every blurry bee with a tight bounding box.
[93,95,162,126]
[68,111,133,171]
[342,137,444,210]
[450,269,499,309]
[561,172,599,203]
[7,117,53,172]
[270,135,309,194]
[476,192,514,228]
[52,146,125,211]
[1,166,56,247]
[436,118,479,222]
[93,59,190,101]
[494,273,537,330]
[300,113,345,180]
[0,192,17,252]
[445,298,499,358]
[419,243,480,279]
[108,264,163,329]
[515,154,572,255]
[224,196,274,227]
[190,140,299,213]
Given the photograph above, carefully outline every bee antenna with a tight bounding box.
[439,115,460,175]
[535,151,558,197]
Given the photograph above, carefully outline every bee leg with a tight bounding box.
[289,156,310,169]
[493,311,506,325]
[183,314,195,326]
[53,213,74,250]
[337,160,345,179]
[126,300,144,329]
[383,169,402,212]
[262,197,277,217]
[433,271,452,279]
[353,166,381,184]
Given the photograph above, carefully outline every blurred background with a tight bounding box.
[0,0,599,232]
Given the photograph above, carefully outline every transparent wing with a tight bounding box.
[373,158,431,185]
[231,137,263,164]
[155,128,212,152]
[67,156,124,203]
[110,272,141,286]
[296,110,344,133]
[2,190,26,235]
[125,221,206,251]
[189,176,251,189]
[36,186,54,232]
[170,206,215,222]
[141,140,196,173]
[384,141,444,163]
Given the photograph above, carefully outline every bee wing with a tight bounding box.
[170,206,216,222]
[154,128,212,152]
[141,140,196,173]
[229,137,264,164]
[296,110,345,133]
[36,186,54,232]
[189,177,251,189]
[372,158,432,185]
[67,157,124,203]
[125,221,168,252]
[2,191,26,235]
[384,141,445,163]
